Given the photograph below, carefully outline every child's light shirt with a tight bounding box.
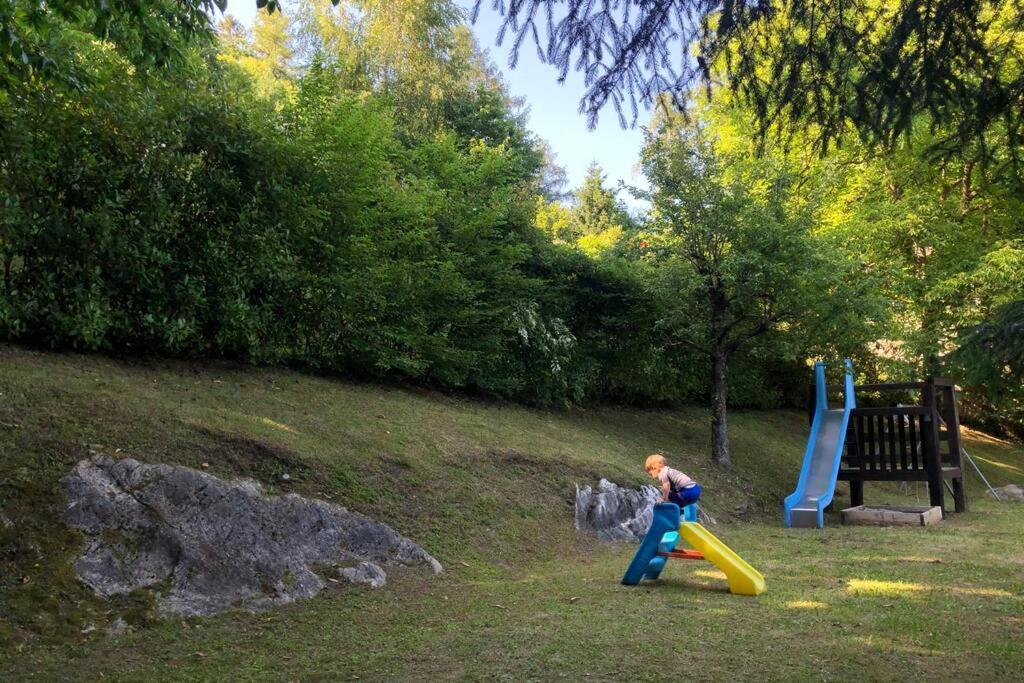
[658,467,695,490]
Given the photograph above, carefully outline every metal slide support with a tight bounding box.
[963,447,1001,501]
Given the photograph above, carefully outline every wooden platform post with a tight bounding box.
[921,379,945,514]
[940,382,968,513]
[850,480,864,507]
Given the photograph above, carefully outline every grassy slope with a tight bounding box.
[1,345,1021,680]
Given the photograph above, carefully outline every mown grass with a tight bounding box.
[1,344,1022,681]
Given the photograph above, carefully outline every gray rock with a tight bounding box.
[575,479,660,542]
[0,510,13,529]
[987,484,1024,501]
[106,617,129,636]
[62,456,442,617]
[341,561,386,589]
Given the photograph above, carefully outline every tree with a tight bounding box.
[634,112,828,467]
[570,163,636,255]
[222,7,297,105]
[534,139,570,201]
[217,15,251,59]
[474,0,1024,168]
[574,163,620,236]
[293,0,365,79]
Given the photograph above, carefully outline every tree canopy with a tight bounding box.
[475,0,1024,166]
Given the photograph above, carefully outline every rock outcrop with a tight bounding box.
[574,479,660,542]
[62,456,441,617]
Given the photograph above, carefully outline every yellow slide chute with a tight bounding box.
[677,522,766,596]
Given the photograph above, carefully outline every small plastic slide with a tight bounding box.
[784,359,856,528]
[621,502,766,596]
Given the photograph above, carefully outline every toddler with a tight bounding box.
[645,454,701,508]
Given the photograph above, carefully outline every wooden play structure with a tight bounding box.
[810,377,967,514]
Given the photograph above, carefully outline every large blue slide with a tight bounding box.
[784,360,856,528]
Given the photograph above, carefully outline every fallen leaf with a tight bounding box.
[459,561,470,567]
[491,604,506,609]
[569,597,580,603]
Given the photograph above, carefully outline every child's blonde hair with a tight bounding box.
[645,453,666,472]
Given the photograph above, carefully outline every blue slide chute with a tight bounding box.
[784,359,856,528]
[621,503,682,585]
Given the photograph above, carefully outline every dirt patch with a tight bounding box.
[193,427,315,483]
[470,448,607,485]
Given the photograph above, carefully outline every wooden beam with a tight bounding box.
[852,406,930,416]
[838,467,962,482]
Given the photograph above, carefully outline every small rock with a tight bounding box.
[201,463,209,469]
[340,562,386,589]
[107,618,129,637]
[987,484,1024,501]
[81,624,97,635]
[0,511,13,529]
[281,473,290,481]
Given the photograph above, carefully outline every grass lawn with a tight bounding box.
[1,345,1022,680]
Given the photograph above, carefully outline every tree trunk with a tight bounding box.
[710,346,731,468]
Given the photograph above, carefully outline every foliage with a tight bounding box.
[476,0,1024,169]
[0,6,661,408]
[0,0,223,92]
[793,118,1024,431]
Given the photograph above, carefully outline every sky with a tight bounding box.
[221,0,648,204]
